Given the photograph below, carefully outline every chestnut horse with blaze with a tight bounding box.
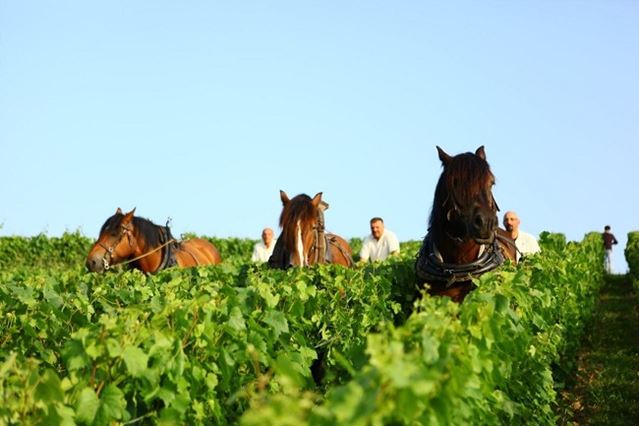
[86,208,221,273]
[415,146,516,302]
[268,191,353,268]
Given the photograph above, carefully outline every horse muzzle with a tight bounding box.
[86,255,106,273]
[471,211,497,244]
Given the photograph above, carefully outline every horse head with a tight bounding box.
[278,190,324,267]
[430,146,499,257]
[86,208,138,272]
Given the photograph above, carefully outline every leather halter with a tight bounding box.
[415,231,505,288]
[99,223,177,273]
[98,223,133,271]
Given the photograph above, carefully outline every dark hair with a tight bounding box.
[370,217,384,224]
[604,225,611,231]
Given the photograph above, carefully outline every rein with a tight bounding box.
[415,231,505,288]
[116,238,176,270]
[100,224,177,273]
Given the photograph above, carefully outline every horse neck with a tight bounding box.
[431,224,482,264]
[130,222,164,272]
[436,235,482,264]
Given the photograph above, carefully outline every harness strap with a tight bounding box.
[116,238,176,271]
[327,235,354,267]
[310,206,327,264]
[116,225,178,274]
[415,232,505,288]
[495,232,523,260]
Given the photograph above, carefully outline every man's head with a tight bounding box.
[262,228,274,246]
[604,225,611,232]
[503,211,520,234]
[370,217,385,240]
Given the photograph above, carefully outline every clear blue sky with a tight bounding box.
[1,1,637,273]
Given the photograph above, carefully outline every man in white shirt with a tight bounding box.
[251,228,277,262]
[503,211,540,262]
[359,217,400,262]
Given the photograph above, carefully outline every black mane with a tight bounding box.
[99,213,163,248]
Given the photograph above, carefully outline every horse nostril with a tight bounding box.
[474,214,484,228]
[86,257,101,272]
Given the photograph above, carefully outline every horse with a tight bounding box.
[86,208,222,273]
[268,191,353,268]
[415,146,516,303]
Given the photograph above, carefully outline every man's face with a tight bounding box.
[370,221,384,240]
[262,229,274,245]
[503,213,520,233]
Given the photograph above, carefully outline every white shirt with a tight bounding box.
[251,239,277,262]
[360,230,400,262]
[515,231,540,261]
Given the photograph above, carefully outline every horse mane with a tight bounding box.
[279,194,318,252]
[100,213,163,248]
[429,152,494,231]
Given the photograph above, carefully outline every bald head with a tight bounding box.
[261,228,274,247]
[503,211,521,238]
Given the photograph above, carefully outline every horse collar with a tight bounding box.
[155,226,177,272]
[415,232,505,288]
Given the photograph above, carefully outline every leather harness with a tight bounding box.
[415,231,507,288]
[309,202,353,267]
[268,201,353,268]
[154,225,178,272]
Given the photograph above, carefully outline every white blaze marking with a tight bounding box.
[296,220,305,267]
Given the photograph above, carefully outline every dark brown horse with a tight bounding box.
[86,208,221,273]
[268,191,353,268]
[415,146,516,302]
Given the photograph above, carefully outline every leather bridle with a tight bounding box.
[98,223,134,270]
[97,223,176,272]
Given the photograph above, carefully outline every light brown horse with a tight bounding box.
[415,146,516,302]
[268,191,353,268]
[86,208,221,273]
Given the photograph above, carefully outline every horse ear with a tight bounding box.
[280,190,290,205]
[437,146,452,166]
[123,208,135,224]
[116,207,123,215]
[475,146,486,160]
[311,192,323,208]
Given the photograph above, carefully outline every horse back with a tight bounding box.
[326,234,353,267]
[175,238,222,266]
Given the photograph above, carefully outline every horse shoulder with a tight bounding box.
[326,234,353,267]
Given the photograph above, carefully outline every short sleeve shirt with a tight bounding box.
[359,230,400,262]
[251,239,277,262]
[515,231,540,261]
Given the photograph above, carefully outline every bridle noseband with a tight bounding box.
[98,224,134,270]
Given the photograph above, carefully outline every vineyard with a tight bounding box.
[625,231,639,289]
[0,231,606,425]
